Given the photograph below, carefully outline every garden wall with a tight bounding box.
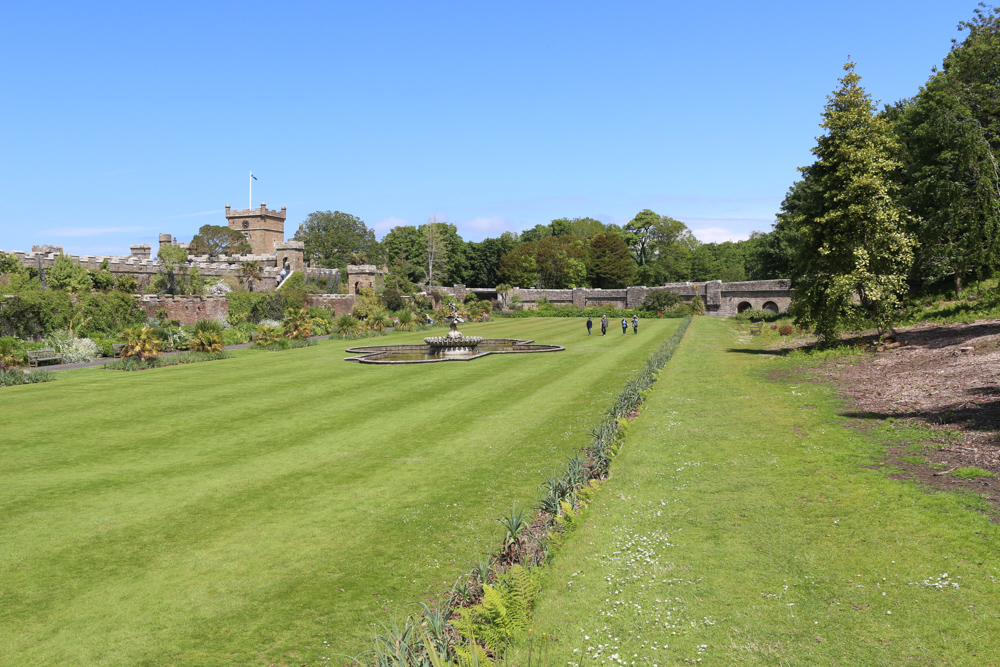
[140,296,229,325]
[437,280,792,316]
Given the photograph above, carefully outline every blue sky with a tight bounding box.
[0,1,981,255]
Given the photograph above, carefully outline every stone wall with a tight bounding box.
[307,294,356,316]
[3,248,338,293]
[139,296,229,325]
[437,279,793,316]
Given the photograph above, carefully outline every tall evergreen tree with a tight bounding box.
[790,61,915,342]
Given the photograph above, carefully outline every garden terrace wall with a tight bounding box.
[307,294,356,316]
[140,296,229,325]
[436,280,793,316]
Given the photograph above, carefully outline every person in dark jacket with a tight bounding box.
[621,318,628,335]
[586,317,593,335]
[632,315,639,334]
[601,315,608,336]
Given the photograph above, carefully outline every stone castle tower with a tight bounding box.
[225,203,287,255]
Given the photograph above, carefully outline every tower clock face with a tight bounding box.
[242,220,249,229]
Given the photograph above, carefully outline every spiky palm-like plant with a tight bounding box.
[281,308,313,340]
[367,309,392,332]
[393,308,416,332]
[0,338,25,370]
[120,327,162,361]
[190,330,223,354]
[334,313,362,338]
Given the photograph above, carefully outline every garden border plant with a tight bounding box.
[104,351,234,371]
[359,315,693,665]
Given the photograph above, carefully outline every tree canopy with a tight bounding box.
[294,211,380,270]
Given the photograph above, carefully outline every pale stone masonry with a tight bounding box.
[439,280,793,316]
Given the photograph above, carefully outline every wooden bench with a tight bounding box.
[112,343,126,358]
[749,323,763,336]
[27,349,63,367]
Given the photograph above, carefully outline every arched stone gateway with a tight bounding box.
[428,279,794,317]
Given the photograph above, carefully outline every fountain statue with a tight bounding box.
[423,303,484,355]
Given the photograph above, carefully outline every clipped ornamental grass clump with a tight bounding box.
[104,350,232,371]
[0,369,55,387]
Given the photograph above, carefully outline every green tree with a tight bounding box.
[550,217,606,238]
[47,254,92,293]
[536,235,588,288]
[790,61,915,341]
[587,231,637,288]
[519,224,551,244]
[422,216,449,286]
[466,232,519,287]
[154,244,189,295]
[294,211,380,270]
[897,83,1000,296]
[498,242,538,288]
[624,210,688,267]
[382,225,424,285]
[188,224,252,257]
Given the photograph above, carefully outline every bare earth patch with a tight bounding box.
[789,319,1000,512]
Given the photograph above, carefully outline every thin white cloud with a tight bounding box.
[457,216,516,238]
[41,226,152,237]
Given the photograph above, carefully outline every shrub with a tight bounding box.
[691,295,705,315]
[281,308,313,340]
[120,327,162,360]
[105,350,231,371]
[253,325,282,347]
[334,313,362,338]
[190,330,224,354]
[193,318,226,336]
[367,310,392,332]
[394,309,416,331]
[778,323,795,336]
[641,290,681,312]
[59,337,100,363]
[227,292,287,325]
[381,288,406,312]
[0,337,26,369]
[77,291,146,336]
[0,369,55,387]
[0,291,73,339]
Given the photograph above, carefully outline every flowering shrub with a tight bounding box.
[208,280,232,296]
[61,337,100,363]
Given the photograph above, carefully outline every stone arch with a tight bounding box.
[355,281,360,294]
[762,301,779,313]
[737,301,753,313]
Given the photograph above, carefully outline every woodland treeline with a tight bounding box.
[290,6,999,332]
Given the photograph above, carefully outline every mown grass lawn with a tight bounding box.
[519,316,1000,665]
[0,317,680,666]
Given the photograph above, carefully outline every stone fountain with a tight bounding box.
[423,307,484,356]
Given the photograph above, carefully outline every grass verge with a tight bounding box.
[515,316,1000,665]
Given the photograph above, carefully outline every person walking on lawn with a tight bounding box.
[621,318,628,335]
[601,315,608,336]
[632,315,639,334]
[586,317,593,335]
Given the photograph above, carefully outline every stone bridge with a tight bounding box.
[439,279,792,316]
